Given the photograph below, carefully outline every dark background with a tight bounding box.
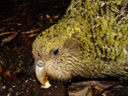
[0,0,70,95]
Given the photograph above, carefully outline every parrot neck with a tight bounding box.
[64,0,85,18]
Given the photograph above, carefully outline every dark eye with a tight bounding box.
[53,48,59,56]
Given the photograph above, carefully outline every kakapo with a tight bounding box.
[32,0,128,88]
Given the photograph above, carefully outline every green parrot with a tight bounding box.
[32,0,128,88]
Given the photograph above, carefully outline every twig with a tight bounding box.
[96,83,120,96]
[0,32,15,36]
[21,27,42,34]
[28,34,38,38]
[0,56,5,65]
[1,31,20,46]
[0,16,16,23]
[0,27,43,46]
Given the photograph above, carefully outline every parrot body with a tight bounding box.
[32,0,128,87]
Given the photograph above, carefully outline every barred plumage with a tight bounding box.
[32,0,128,88]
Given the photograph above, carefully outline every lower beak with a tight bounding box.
[35,65,51,88]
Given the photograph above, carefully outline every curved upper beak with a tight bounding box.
[35,64,51,88]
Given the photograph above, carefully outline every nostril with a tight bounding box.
[35,60,45,67]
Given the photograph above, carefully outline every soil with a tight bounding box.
[0,0,70,96]
[0,0,128,96]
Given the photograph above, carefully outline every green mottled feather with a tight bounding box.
[33,0,128,81]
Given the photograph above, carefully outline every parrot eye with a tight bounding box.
[53,48,59,56]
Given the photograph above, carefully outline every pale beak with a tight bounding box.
[35,64,51,88]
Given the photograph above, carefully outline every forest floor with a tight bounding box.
[0,0,128,96]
